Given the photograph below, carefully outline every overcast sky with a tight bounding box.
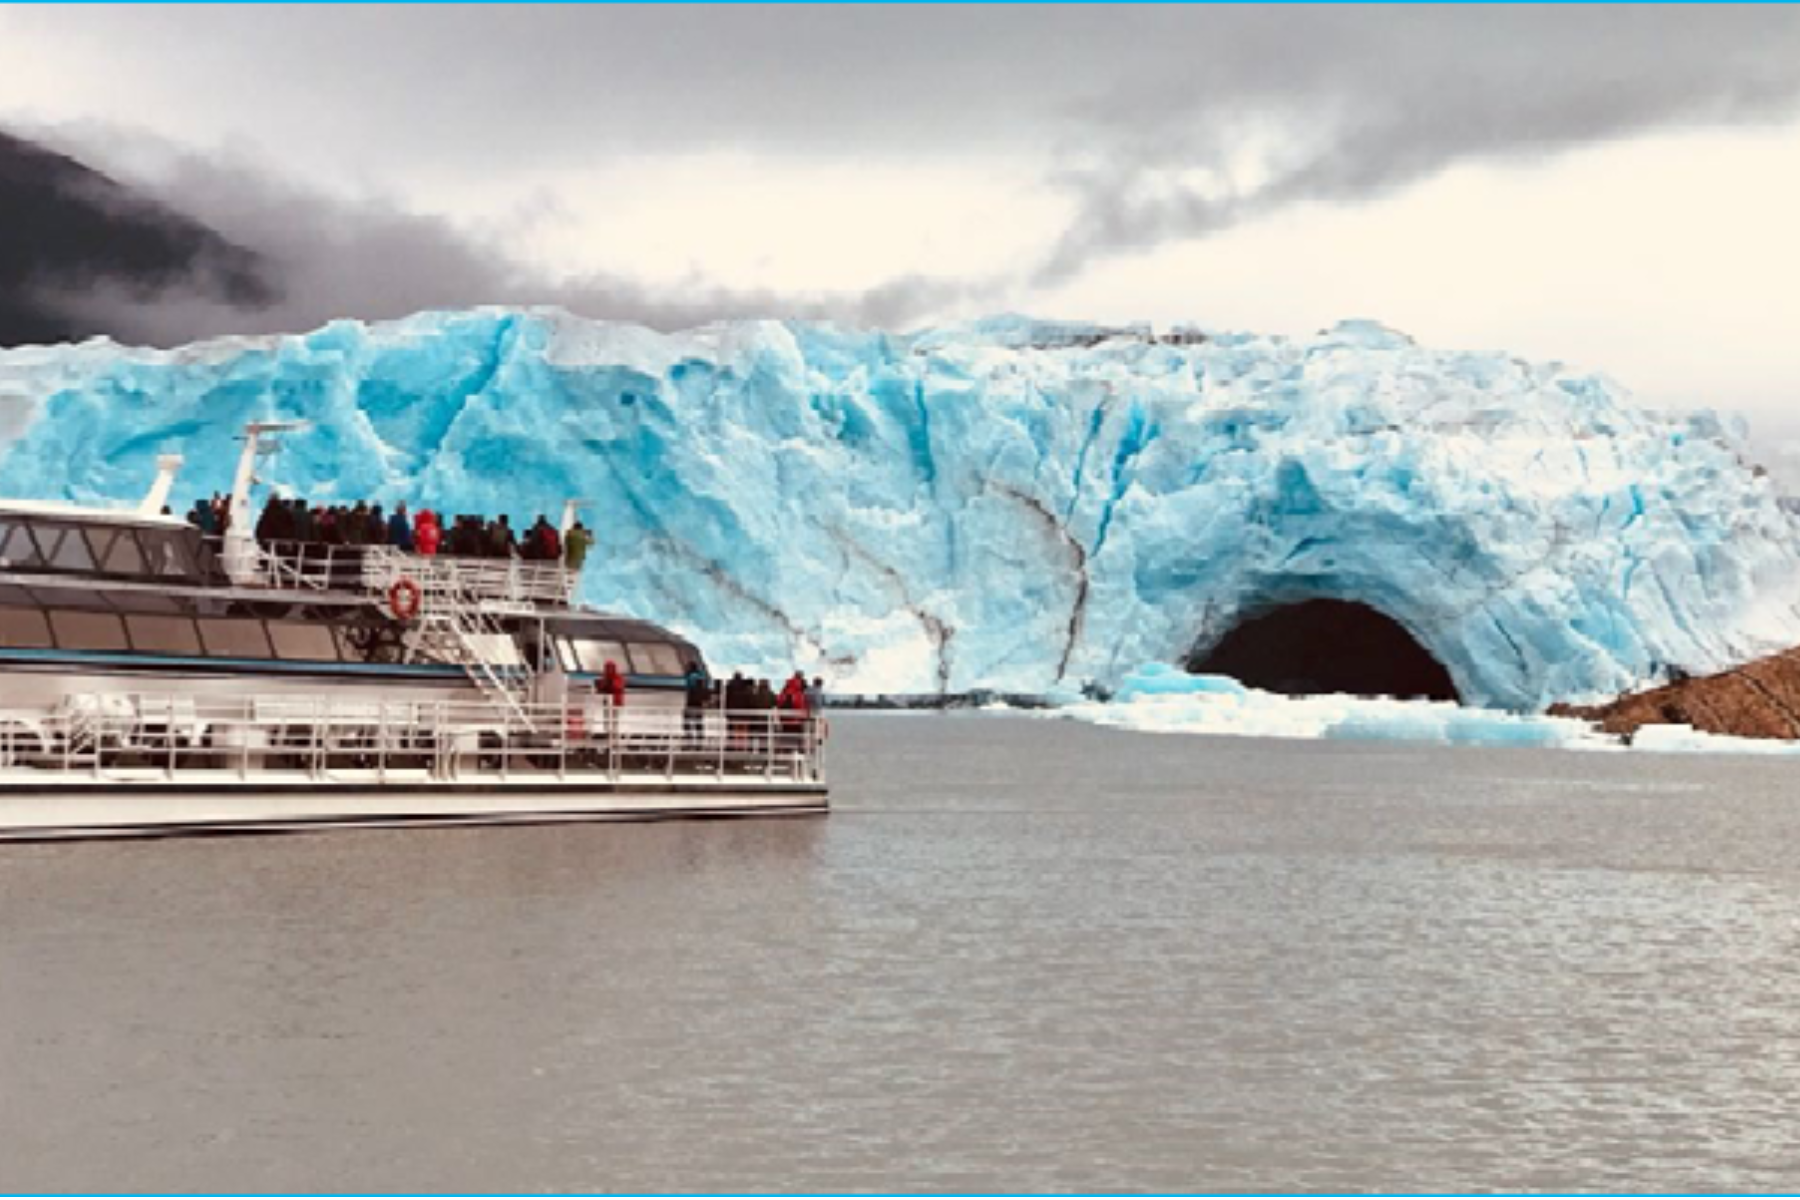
[2,4,1797,445]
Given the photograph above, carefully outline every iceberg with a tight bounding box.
[2,308,1797,706]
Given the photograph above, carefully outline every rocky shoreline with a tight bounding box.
[1550,648,1800,743]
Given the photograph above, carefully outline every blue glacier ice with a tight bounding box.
[2,307,1797,708]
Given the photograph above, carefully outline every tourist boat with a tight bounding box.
[0,422,827,839]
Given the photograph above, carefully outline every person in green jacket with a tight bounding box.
[564,521,594,572]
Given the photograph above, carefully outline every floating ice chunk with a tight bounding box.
[1056,666,1800,756]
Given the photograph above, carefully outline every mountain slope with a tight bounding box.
[0,129,270,346]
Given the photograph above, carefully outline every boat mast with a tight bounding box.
[222,420,308,584]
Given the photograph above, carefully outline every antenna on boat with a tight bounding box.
[137,454,185,517]
[222,420,310,584]
[559,498,591,537]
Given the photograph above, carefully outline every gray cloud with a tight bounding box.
[9,5,1800,339]
[1029,6,1800,285]
[21,131,995,343]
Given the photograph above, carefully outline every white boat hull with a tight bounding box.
[0,774,826,840]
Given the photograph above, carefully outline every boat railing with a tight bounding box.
[0,693,827,786]
[212,539,576,608]
[360,545,575,609]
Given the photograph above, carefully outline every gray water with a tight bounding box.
[4,713,1800,1193]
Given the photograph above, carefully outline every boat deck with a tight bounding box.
[0,692,829,839]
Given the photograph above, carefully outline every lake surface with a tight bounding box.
[4,713,1800,1192]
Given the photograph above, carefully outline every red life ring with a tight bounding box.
[388,577,423,621]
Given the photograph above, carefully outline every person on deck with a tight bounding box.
[564,521,593,573]
[344,502,368,546]
[292,500,315,544]
[809,676,829,742]
[366,504,389,546]
[254,497,280,543]
[724,671,751,753]
[489,515,518,559]
[387,502,414,552]
[752,678,778,755]
[527,516,560,564]
[778,671,810,752]
[683,660,710,750]
[414,509,441,556]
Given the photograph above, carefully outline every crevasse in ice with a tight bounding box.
[1,308,1796,708]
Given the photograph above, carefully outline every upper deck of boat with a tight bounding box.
[0,502,577,615]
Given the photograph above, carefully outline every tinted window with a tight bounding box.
[40,526,97,572]
[49,610,128,651]
[127,615,202,656]
[441,632,518,666]
[269,622,340,661]
[97,529,148,575]
[198,618,272,658]
[0,522,39,567]
[626,642,686,675]
[0,607,52,649]
[574,638,628,673]
[141,531,196,576]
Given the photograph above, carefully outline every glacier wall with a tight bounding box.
[2,308,1797,708]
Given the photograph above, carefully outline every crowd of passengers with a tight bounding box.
[589,662,826,753]
[185,494,594,569]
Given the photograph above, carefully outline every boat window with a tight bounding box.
[463,632,524,666]
[268,622,340,662]
[0,607,53,649]
[83,528,144,575]
[138,530,194,576]
[97,529,148,575]
[126,615,202,656]
[198,618,273,659]
[49,610,128,651]
[0,521,41,568]
[40,526,98,573]
[572,638,628,673]
[625,642,686,676]
[552,637,578,672]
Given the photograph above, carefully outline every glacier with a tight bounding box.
[2,307,1797,708]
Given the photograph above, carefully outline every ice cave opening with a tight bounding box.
[1187,599,1462,702]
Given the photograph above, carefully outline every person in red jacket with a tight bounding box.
[414,508,442,556]
[598,660,626,707]
[777,671,809,752]
[596,660,627,751]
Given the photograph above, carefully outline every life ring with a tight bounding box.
[388,577,423,621]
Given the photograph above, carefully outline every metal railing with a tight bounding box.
[361,545,575,609]
[0,693,827,787]
[212,539,576,608]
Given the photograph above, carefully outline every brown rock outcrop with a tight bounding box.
[1549,648,1800,742]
